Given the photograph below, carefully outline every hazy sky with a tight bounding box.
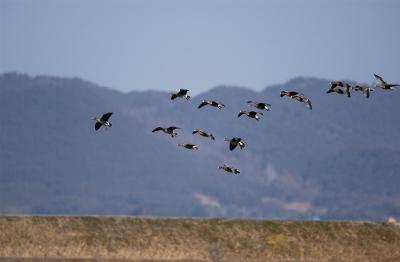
[1,0,399,94]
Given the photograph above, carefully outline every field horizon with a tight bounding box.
[1,215,400,262]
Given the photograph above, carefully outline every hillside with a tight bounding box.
[1,216,400,262]
[0,73,400,220]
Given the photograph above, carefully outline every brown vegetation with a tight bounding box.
[0,216,399,262]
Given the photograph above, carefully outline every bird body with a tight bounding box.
[219,164,240,175]
[352,85,373,98]
[171,89,190,100]
[293,94,312,110]
[192,129,215,140]
[247,101,271,111]
[224,137,245,151]
[280,90,299,98]
[92,112,113,131]
[152,126,181,137]
[238,110,263,120]
[177,143,198,150]
[327,81,351,97]
[281,91,312,110]
[198,100,225,109]
[374,74,400,90]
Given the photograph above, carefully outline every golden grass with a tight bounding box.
[0,216,399,262]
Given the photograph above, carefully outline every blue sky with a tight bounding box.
[1,0,399,94]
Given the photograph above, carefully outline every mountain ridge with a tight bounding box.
[1,72,399,220]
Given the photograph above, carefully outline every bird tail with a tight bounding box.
[171,93,177,100]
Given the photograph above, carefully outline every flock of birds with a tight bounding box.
[92,73,398,175]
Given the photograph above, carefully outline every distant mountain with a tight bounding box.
[1,72,399,220]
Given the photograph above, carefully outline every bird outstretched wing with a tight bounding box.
[237,111,246,118]
[152,127,164,132]
[95,122,102,131]
[229,141,238,151]
[374,74,386,84]
[167,126,181,132]
[198,101,209,109]
[100,112,113,121]
[305,99,312,110]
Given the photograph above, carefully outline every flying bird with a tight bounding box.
[327,81,351,97]
[92,112,113,131]
[374,74,400,90]
[238,111,263,121]
[192,129,215,140]
[352,85,373,98]
[280,90,300,98]
[198,100,225,109]
[171,89,190,100]
[177,143,198,150]
[224,137,245,151]
[152,126,181,138]
[219,164,240,175]
[293,94,312,110]
[281,91,312,110]
[247,101,271,111]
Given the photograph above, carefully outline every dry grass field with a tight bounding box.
[0,216,399,262]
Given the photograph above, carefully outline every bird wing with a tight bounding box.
[152,127,163,132]
[168,126,181,131]
[95,122,102,131]
[305,99,312,110]
[229,140,238,151]
[171,93,178,100]
[179,89,189,94]
[100,112,113,121]
[364,89,370,98]
[198,101,209,109]
[374,74,386,84]
[238,111,246,118]
[192,130,199,134]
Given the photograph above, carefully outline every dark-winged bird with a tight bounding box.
[224,137,245,151]
[177,143,198,150]
[219,164,240,175]
[171,89,190,100]
[247,101,271,111]
[280,90,299,98]
[198,100,225,109]
[327,81,351,97]
[238,111,263,121]
[92,112,113,131]
[192,129,215,140]
[352,85,373,98]
[152,126,181,138]
[292,94,312,110]
[281,91,312,110]
[374,74,400,90]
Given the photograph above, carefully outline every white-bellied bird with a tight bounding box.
[219,164,240,175]
[198,100,225,109]
[92,112,113,131]
[152,126,181,138]
[171,89,190,100]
